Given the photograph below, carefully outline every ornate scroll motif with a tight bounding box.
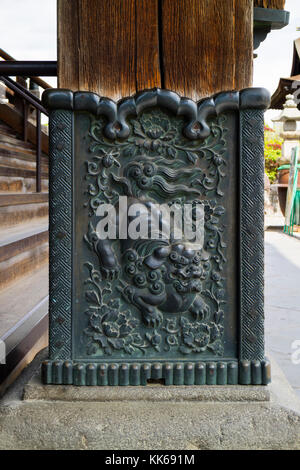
[66,88,239,141]
[83,105,228,359]
[48,110,73,360]
[85,111,228,216]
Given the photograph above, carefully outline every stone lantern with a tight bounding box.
[272,94,300,165]
[272,94,300,217]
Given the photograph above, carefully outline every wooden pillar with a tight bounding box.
[58,0,253,101]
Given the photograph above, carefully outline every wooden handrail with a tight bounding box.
[0,75,48,192]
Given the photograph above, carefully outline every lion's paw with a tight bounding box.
[143,308,163,328]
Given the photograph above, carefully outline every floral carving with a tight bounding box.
[86,109,228,214]
[84,262,149,355]
[82,107,229,358]
[163,315,224,356]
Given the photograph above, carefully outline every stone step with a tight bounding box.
[0,120,49,394]
[0,193,48,207]
[0,155,48,174]
[0,104,48,155]
[0,265,48,394]
[0,123,20,139]
[0,163,48,179]
[0,120,48,161]
[0,141,48,164]
[0,193,48,228]
[0,176,48,193]
[0,264,48,339]
[0,120,48,194]
[0,132,37,152]
[0,222,48,291]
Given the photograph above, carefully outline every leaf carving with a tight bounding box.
[85,290,100,305]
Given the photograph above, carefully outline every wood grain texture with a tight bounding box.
[136,0,161,90]
[0,193,48,207]
[77,0,136,101]
[57,0,80,90]
[58,0,253,101]
[162,0,253,101]
[58,0,160,99]
[234,0,253,91]
[254,0,286,8]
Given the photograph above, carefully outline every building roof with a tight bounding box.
[271,38,300,109]
[291,38,300,76]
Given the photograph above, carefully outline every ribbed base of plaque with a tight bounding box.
[42,359,271,386]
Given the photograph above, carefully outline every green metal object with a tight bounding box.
[292,191,300,226]
[42,87,271,386]
[277,164,300,171]
[253,7,290,51]
[284,147,299,235]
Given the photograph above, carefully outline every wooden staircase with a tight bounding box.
[0,121,48,193]
[0,114,49,394]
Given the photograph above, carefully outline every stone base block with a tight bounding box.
[0,351,299,450]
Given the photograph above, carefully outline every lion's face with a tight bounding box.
[144,243,210,295]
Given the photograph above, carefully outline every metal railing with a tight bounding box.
[0,48,55,89]
[0,61,57,78]
[0,51,57,192]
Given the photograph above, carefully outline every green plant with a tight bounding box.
[264,125,283,183]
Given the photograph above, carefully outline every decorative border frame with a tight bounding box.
[48,109,73,360]
[239,107,265,361]
[42,87,271,385]
[42,359,271,386]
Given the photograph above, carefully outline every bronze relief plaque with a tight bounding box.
[42,88,271,386]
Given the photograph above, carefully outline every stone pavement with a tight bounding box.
[265,229,300,398]
[0,229,299,449]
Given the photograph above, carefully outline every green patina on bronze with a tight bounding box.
[42,88,271,386]
[82,109,228,360]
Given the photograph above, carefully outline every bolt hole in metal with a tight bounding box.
[147,379,165,386]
